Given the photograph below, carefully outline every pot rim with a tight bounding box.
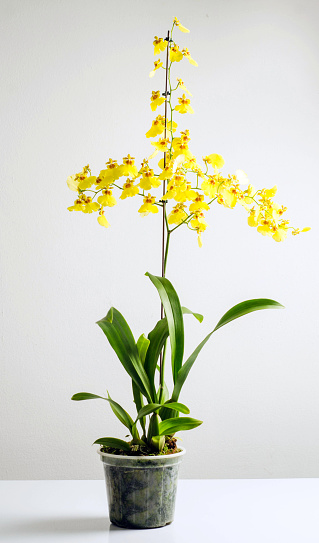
[97,445,186,460]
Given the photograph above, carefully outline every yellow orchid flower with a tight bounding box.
[174,183,197,203]
[163,182,178,200]
[151,137,170,152]
[153,37,167,56]
[150,90,165,112]
[118,155,138,177]
[247,207,261,227]
[120,180,139,199]
[145,115,166,138]
[191,212,208,232]
[78,176,97,191]
[257,218,273,237]
[292,227,311,236]
[138,194,159,216]
[158,161,174,181]
[68,197,85,212]
[81,197,100,214]
[166,120,178,133]
[170,45,183,63]
[139,169,161,190]
[272,225,288,242]
[171,172,185,186]
[97,210,110,228]
[149,59,163,78]
[263,186,277,199]
[176,78,192,96]
[180,129,191,143]
[173,17,190,33]
[201,176,219,198]
[168,203,188,225]
[191,211,208,247]
[203,154,225,170]
[182,48,198,66]
[189,193,210,212]
[97,189,117,207]
[175,94,194,114]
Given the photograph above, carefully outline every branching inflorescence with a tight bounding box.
[67,16,309,261]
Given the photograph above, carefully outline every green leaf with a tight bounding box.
[93,437,131,451]
[136,334,150,364]
[146,273,184,383]
[144,317,169,394]
[136,403,162,420]
[158,417,203,436]
[213,298,284,333]
[163,401,190,414]
[71,392,134,432]
[132,381,146,434]
[72,392,106,401]
[97,308,154,402]
[107,391,134,432]
[133,334,149,435]
[172,298,283,401]
[181,306,204,323]
[136,401,189,421]
[145,307,203,393]
[131,422,141,442]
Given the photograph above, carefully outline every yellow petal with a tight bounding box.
[264,185,277,198]
[148,149,159,160]
[97,215,110,228]
[207,154,225,169]
[179,23,190,33]
[66,175,79,191]
[235,170,249,185]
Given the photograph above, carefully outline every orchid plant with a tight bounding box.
[68,18,309,454]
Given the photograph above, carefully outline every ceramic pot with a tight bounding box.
[98,447,185,529]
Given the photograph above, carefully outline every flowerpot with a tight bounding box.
[98,447,186,529]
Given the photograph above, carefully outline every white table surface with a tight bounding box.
[0,479,318,542]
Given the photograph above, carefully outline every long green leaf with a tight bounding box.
[181,306,203,323]
[213,298,284,332]
[146,273,184,383]
[136,403,162,420]
[145,307,203,391]
[72,392,134,431]
[136,334,150,363]
[172,298,283,401]
[132,381,146,434]
[144,317,169,390]
[97,307,154,402]
[107,391,134,432]
[158,417,203,436]
[133,334,150,434]
[93,437,131,451]
[136,401,190,421]
[163,401,190,414]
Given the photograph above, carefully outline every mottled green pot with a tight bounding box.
[98,447,185,529]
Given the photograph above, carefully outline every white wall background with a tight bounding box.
[1,0,318,480]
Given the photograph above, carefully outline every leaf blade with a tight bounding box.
[172,298,283,401]
[97,308,154,402]
[158,417,203,436]
[146,273,184,383]
[71,391,133,432]
[93,437,131,451]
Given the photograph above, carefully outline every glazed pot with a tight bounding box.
[98,447,185,529]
